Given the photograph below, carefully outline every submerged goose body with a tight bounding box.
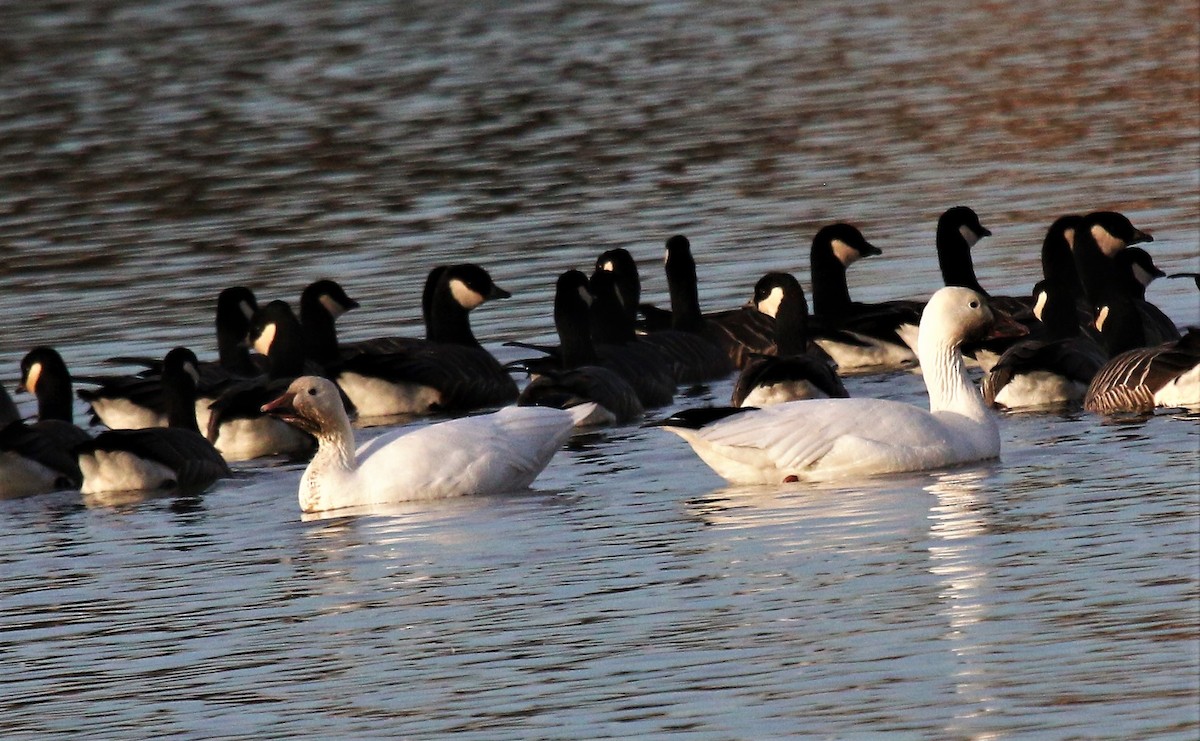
[263,377,579,513]
[77,348,230,495]
[660,287,1021,484]
[808,223,921,372]
[330,265,518,418]
[731,273,847,407]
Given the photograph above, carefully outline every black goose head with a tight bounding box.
[160,347,203,432]
[593,248,641,324]
[809,223,879,316]
[18,346,74,424]
[1113,246,1165,301]
[936,206,990,293]
[752,272,809,355]
[215,286,259,374]
[249,300,307,378]
[1082,211,1153,258]
[300,279,359,366]
[426,264,510,346]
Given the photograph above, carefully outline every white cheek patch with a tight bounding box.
[1033,290,1048,322]
[1063,228,1076,250]
[254,323,277,356]
[1090,224,1125,257]
[184,362,201,386]
[663,249,670,265]
[577,286,593,306]
[319,294,349,319]
[756,286,785,318]
[24,362,43,393]
[449,278,485,310]
[1095,306,1110,332]
[601,261,614,272]
[1131,263,1155,288]
[240,300,255,321]
[831,239,862,266]
[958,224,981,247]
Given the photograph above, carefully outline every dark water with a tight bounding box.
[1,0,1197,737]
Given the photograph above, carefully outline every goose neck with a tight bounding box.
[810,249,852,317]
[426,290,479,346]
[936,230,985,294]
[918,339,987,418]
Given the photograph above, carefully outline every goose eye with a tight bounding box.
[308,388,318,396]
[969,300,980,309]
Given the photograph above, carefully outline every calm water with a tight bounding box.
[1,0,1198,737]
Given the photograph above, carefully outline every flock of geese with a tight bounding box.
[2,207,1197,512]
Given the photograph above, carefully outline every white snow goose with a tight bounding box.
[657,287,1025,484]
[262,376,582,513]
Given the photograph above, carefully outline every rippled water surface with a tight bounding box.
[1,0,1197,737]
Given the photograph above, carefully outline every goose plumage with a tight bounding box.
[77,348,231,495]
[514,270,646,425]
[0,383,88,497]
[1084,328,1199,414]
[659,287,1023,484]
[509,270,675,409]
[731,273,847,407]
[807,223,922,372]
[329,264,519,418]
[205,300,318,461]
[262,376,580,513]
[981,280,1107,409]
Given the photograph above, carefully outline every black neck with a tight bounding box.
[810,244,852,316]
[774,291,809,356]
[1072,231,1117,309]
[162,369,200,433]
[555,290,599,368]
[936,221,985,293]
[1039,283,1082,341]
[666,250,703,332]
[426,280,479,346]
[300,296,340,367]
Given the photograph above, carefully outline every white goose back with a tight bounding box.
[264,377,578,513]
[660,287,1007,484]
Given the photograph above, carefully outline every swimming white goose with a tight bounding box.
[731,273,848,407]
[262,376,581,513]
[658,287,1024,484]
[807,223,922,372]
[77,348,231,495]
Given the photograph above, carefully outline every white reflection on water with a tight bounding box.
[925,468,998,735]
